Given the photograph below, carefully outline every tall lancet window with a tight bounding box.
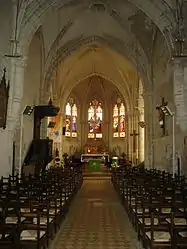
[113,99,125,137]
[65,99,77,137]
[88,99,102,139]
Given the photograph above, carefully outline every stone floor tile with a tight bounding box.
[51,178,143,249]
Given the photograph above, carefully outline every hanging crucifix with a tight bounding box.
[130,130,139,153]
[156,97,167,136]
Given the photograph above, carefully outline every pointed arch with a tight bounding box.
[113,99,126,138]
[65,98,77,137]
[88,98,103,139]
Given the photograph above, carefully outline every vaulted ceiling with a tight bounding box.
[18,0,176,106]
[48,43,136,109]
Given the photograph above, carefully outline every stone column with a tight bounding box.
[138,109,145,162]
[40,91,48,140]
[8,57,27,130]
[103,121,109,152]
[0,56,27,176]
[143,91,154,168]
[128,111,134,162]
[134,111,139,163]
[0,129,14,176]
[173,58,187,132]
[172,58,187,174]
[81,120,88,153]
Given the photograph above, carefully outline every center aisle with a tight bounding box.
[51,177,143,249]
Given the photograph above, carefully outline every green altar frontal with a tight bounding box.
[88,159,100,171]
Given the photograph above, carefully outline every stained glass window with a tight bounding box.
[88,99,102,139]
[113,101,125,138]
[65,100,77,137]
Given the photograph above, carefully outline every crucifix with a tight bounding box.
[130,130,139,153]
[156,97,168,136]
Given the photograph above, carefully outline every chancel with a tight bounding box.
[1,0,187,248]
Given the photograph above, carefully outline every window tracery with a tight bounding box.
[65,99,77,137]
[113,99,125,138]
[88,99,102,139]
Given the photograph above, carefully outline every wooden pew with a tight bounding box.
[0,167,83,249]
[111,166,187,249]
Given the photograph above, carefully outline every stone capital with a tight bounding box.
[172,56,187,68]
[11,56,28,68]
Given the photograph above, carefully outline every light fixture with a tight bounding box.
[23,105,34,115]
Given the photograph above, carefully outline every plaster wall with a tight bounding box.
[13,31,43,170]
[0,0,13,71]
[0,1,15,176]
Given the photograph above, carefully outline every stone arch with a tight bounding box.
[43,37,146,109]
[45,36,149,81]
[44,36,148,89]
[60,72,132,119]
[18,0,174,57]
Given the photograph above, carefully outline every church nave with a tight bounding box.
[1,0,187,248]
[51,178,142,249]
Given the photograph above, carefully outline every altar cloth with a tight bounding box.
[88,159,100,171]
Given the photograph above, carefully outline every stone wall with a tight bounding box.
[0,1,15,176]
[0,0,178,176]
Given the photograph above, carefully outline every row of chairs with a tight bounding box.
[0,167,83,249]
[112,166,187,249]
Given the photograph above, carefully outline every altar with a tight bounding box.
[81,153,109,172]
[82,139,109,171]
[81,153,109,163]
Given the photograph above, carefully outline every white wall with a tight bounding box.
[13,30,43,170]
[0,1,15,176]
[0,0,13,71]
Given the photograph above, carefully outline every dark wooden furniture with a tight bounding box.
[112,166,187,249]
[0,168,83,249]
[0,68,9,129]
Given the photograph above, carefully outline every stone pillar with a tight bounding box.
[0,129,14,176]
[135,111,139,163]
[8,57,27,130]
[143,91,154,168]
[128,111,134,162]
[138,109,145,162]
[39,88,48,140]
[104,121,110,152]
[81,121,87,153]
[173,58,187,132]
[0,57,27,176]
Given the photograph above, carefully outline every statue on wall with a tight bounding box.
[0,68,9,129]
[156,97,167,136]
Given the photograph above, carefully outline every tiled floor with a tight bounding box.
[52,177,143,249]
